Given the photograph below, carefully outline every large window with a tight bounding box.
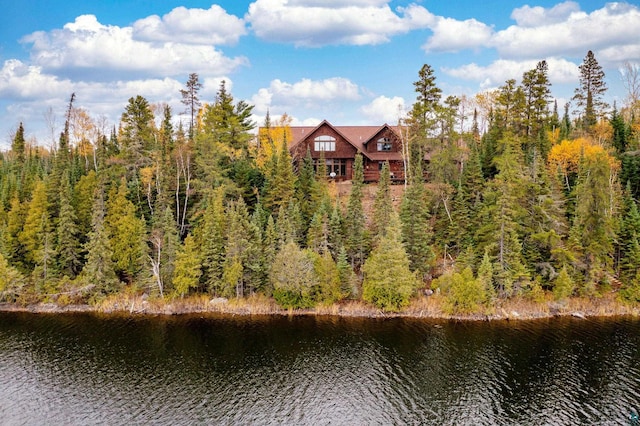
[314,159,346,177]
[377,137,392,151]
[314,135,336,152]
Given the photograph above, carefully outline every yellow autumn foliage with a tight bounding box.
[547,137,619,177]
[256,114,293,170]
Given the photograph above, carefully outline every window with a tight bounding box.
[314,159,346,177]
[377,137,392,151]
[314,135,336,152]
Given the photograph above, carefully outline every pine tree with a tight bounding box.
[82,185,119,295]
[198,186,226,293]
[610,103,629,155]
[119,95,155,173]
[55,174,82,278]
[573,50,608,130]
[11,122,26,170]
[474,142,529,296]
[328,201,345,257]
[344,153,367,268]
[371,161,392,242]
[270,240,317,309]
[570,150,618,293]
[180,73,202,142]
[263,134,295,213]
[149,206,179,297]
[221,197,258,298]
[20,180,50,270]
[5,197,26,272]
[105,179,147,283]
[296,148,321,226]
[362,212,417,312]
[400,160,434,281]
[172,234,202,298]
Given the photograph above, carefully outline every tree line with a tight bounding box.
[1,51,640,313]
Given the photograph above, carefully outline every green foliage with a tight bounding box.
[438,267,487,315]
[362,214,417,312]
[345,153,367,268]
[270,241,317,309]
[371,161,392,241]
[400,180,434,281]
[81,187,119,296]
[105,180,147,283]
[0,252,25,302]
[552,266,574,301]
[172,234,201,298]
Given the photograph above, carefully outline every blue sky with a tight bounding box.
[0,0,638,148]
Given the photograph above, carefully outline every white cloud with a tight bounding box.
[0,59,73,100]
[250,77,362,124]
[422,17,493,52]
[21,14,248,77]
[132,5,246,45]
[491,2,640,60]
[246,0,432,47]
[360,96,406,123]
[511,1,580,27]
[253,77,360,109]
[442,58,580,88]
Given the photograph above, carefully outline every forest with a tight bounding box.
[1,50,640,314]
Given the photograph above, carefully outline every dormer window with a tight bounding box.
[314,135,336,152]
[377,137,392,151]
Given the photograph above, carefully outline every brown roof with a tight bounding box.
[288,121,401,160]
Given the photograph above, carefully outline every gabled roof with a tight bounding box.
[288,120,401,160]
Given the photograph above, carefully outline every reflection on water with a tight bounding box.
[0,313,638,425]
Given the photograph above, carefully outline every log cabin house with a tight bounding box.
[287,120,407,183]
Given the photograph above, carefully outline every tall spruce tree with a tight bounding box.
[362,212,417,312]
[55,174,82,278]
[573,50,608,130]
[400,160,434,281]
[344,153,367,269]
[180,73,202,142]
[371,161,392,242]
[82,185,119,295]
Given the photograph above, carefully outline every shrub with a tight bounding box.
[440,267,487,314]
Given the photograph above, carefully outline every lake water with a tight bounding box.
[0,312,639,425]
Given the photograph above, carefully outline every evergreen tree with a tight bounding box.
[270,240,317,309]
[570,151,618,293]
[362,213,417,312]
[11,122,26,170]
[55,174,82,278]
[20,180,50,270]
[295,148,321,226]
[400,161,434,281]
[371,161,393,242]
[5,197,26,272]
[180,73,202,142]
[196,81,256,192]
[119,95,155,173]
[81,185,119,295]
[105,179,147,284]
[474,141,529,296]
[198,186,227,293]
[573,50,608,130]
[328,201,345,257]
[172,234,202,298]
[264,134,295,213]
[610,103,629,155]
[149,206,179,297]
[344,153,367,268]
